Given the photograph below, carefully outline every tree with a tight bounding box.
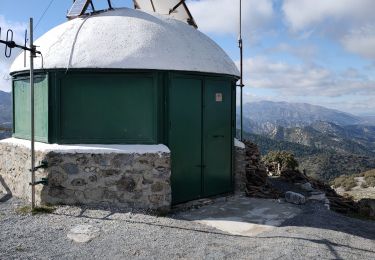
[262,151,299,172]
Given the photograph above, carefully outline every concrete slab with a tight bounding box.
[176,196,302,237]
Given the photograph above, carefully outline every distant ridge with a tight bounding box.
[241,101,362,128]
[0,91,12,128]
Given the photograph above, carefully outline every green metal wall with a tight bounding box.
[13,75,49,142]
[11,70,236,147]
[56,73,158,144]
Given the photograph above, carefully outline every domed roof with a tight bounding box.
[10,8,239,77]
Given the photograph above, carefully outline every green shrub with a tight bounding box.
[363,170,375,187]
[262,151,299,171]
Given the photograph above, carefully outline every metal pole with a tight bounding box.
[29,18,36,210]
[239,0,244,141]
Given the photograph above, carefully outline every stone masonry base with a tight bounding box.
[0,138,171,213]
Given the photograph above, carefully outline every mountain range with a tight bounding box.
[241,101,374,133]
[238,101,375,181]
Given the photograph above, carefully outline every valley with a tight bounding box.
[239,101,375,181]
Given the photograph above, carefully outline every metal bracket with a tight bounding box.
[29,160,48,172]
[29,178,48,186]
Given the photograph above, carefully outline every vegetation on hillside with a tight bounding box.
[262,151,299,171]
[332,175,357,191]
[332,169,375,191]
[241,131,375,181]
[363,170,375,187]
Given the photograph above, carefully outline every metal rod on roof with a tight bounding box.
[90,0,95,12]
[169,0,184,14]
[107,0,112,9]
[239,0,244,141]
[150,0,156,12]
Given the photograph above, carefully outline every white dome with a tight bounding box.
[10,8,239,77]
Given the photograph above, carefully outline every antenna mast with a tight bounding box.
[239,0,244,141]
[0,18,42,210]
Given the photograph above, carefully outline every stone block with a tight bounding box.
[285,191,306,205]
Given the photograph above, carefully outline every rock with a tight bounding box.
[67,225,100,243]
[84,188,104,200]
[62,163,79,175]
[88,175,97,182]
[285,191,306,205]
[151,182,164,192]
[300,182,314,192]
[358,199,375,218]
[116,176,136,192]
[149,194,164,204]
[71,178,87,186]
[307,193,326,202]
[101,169,120,177]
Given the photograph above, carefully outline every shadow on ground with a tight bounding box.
[0,175,12,202]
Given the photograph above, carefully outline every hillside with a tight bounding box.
[333,169,375,201]
[269,121,375,157]
[237,101,375,181]
[242,131,375,181]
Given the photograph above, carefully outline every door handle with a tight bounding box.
[212,135,225,138]
[195,165,206,168]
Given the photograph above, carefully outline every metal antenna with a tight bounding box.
[29,18,36,210]
[5,29,14,58]
[238,0,244,141]
[0,18,42,210]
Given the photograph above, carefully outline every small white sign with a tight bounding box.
[216,93,223,102]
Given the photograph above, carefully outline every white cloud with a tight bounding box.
[342,25,375,60]
[188,0,274,36]
[0,16,26,92]
[264,43,317,61]
[282,0,375,32]
[242,56,375,98]
[282,0,375,60]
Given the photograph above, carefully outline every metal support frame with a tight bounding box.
[238,0,244,141]
[169,0,184,14]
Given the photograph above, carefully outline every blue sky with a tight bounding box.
[1,0,375,115]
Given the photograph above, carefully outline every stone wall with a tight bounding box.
[0,139,171,213]
[234,139,246,194]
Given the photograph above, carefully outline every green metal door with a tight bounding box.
[13,75,49,142]
[169,77,202,204]
[203,79,232,196]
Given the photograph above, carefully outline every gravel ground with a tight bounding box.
[0,196,375,260]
